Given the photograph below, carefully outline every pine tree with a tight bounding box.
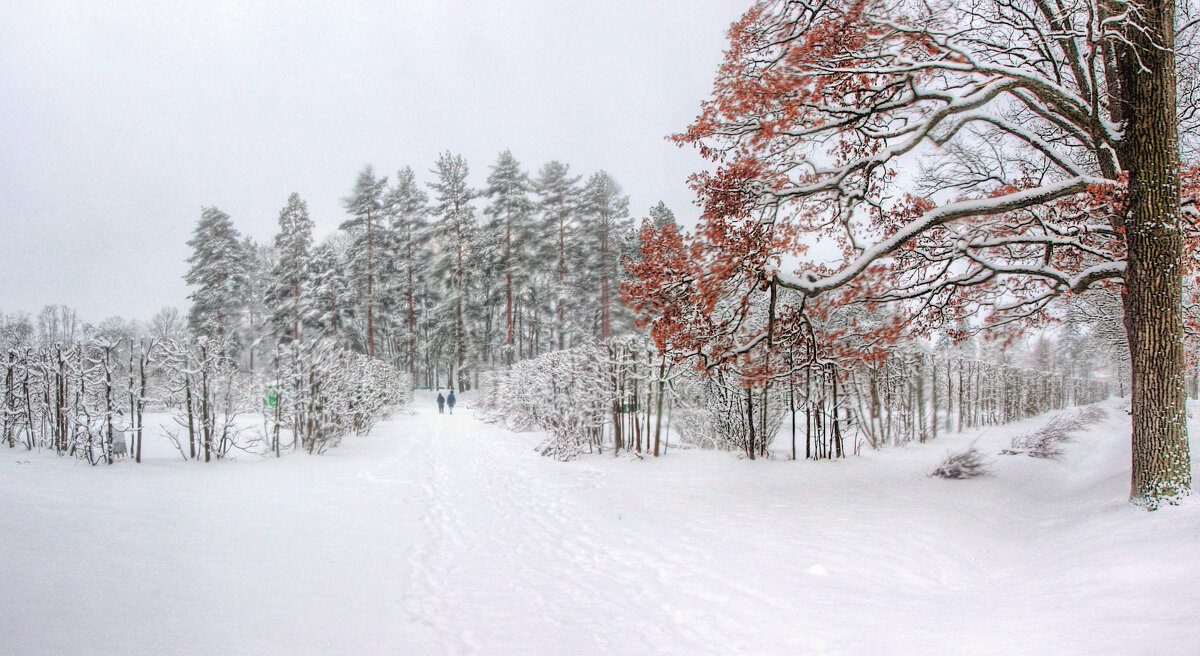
[533,161,582,350]
[304,235,357,349]
[578,171,631,340]
[240,237,276,371]
[185,207,247,341]
[648,201,676,229]
[428,152,478,390]
[485,151,537,364]
[466,235,501,371]
[381,167,430,374]
[341,166,388,357]
[269,193,315,345]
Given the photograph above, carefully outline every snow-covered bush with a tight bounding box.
[668,374,714,450]
[930,446,992,479]
[480,344,612,460]
[482,336,792,461]
[273,339,406,455]
[392,371,416,414]
[481,337,688,460]
[697,372,786,458]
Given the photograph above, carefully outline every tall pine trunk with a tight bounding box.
[455,201,466,391]
[558,213,567,350]
[505,213,515,364]
[293,274,300,343]
[599,210,611,340]
[407,240,416,375]
[366,209,375,357]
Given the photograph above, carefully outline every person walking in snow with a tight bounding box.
[446,390,456,415]
[436,391,445,414]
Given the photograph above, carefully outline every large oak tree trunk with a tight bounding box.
[1118,0,1192,507]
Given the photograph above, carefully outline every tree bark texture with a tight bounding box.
[1117,0,1192,506]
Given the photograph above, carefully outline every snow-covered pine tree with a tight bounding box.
[304,235,358,350]
[185,207,247,343]
[239,237,276,371]
[428,152,478,390]
[577,171,632,340]
[416,270,447,388]
[381,167,430,375]
[341,166,389,357]
[533,161,582,351]
[268,192,315,345]
[466,229,502,374]
[485,151,537,365]
[648,200,676,229]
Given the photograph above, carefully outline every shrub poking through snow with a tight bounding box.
[1001,406,1108,460]
[930,446,992,479]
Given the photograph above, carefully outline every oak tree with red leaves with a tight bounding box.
[637,0,1200,506]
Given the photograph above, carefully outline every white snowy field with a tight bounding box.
[1,394,1198,656]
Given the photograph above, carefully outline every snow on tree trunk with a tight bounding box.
[1118,0,1192,506]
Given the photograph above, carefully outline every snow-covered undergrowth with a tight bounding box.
[929,444,992,479]
[1,393,1197,655]
[1001,405,1108,460]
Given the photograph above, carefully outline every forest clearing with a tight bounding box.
[2,393,1197,655]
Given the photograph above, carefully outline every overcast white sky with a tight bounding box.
[0,0,745,322]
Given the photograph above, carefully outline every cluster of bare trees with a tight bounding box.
[848,352,1112,451]
[0,315,411,464]
[477,337,678,460]
[269,339,412,455]
[478,335,1115,463]
[0,337,148,465]
[683,370,789,459]
[669,346,1110,461]
[155,336,256,462]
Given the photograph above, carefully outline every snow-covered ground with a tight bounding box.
[1,393,1197,655]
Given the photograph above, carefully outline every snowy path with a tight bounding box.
[2,397,1199,655]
